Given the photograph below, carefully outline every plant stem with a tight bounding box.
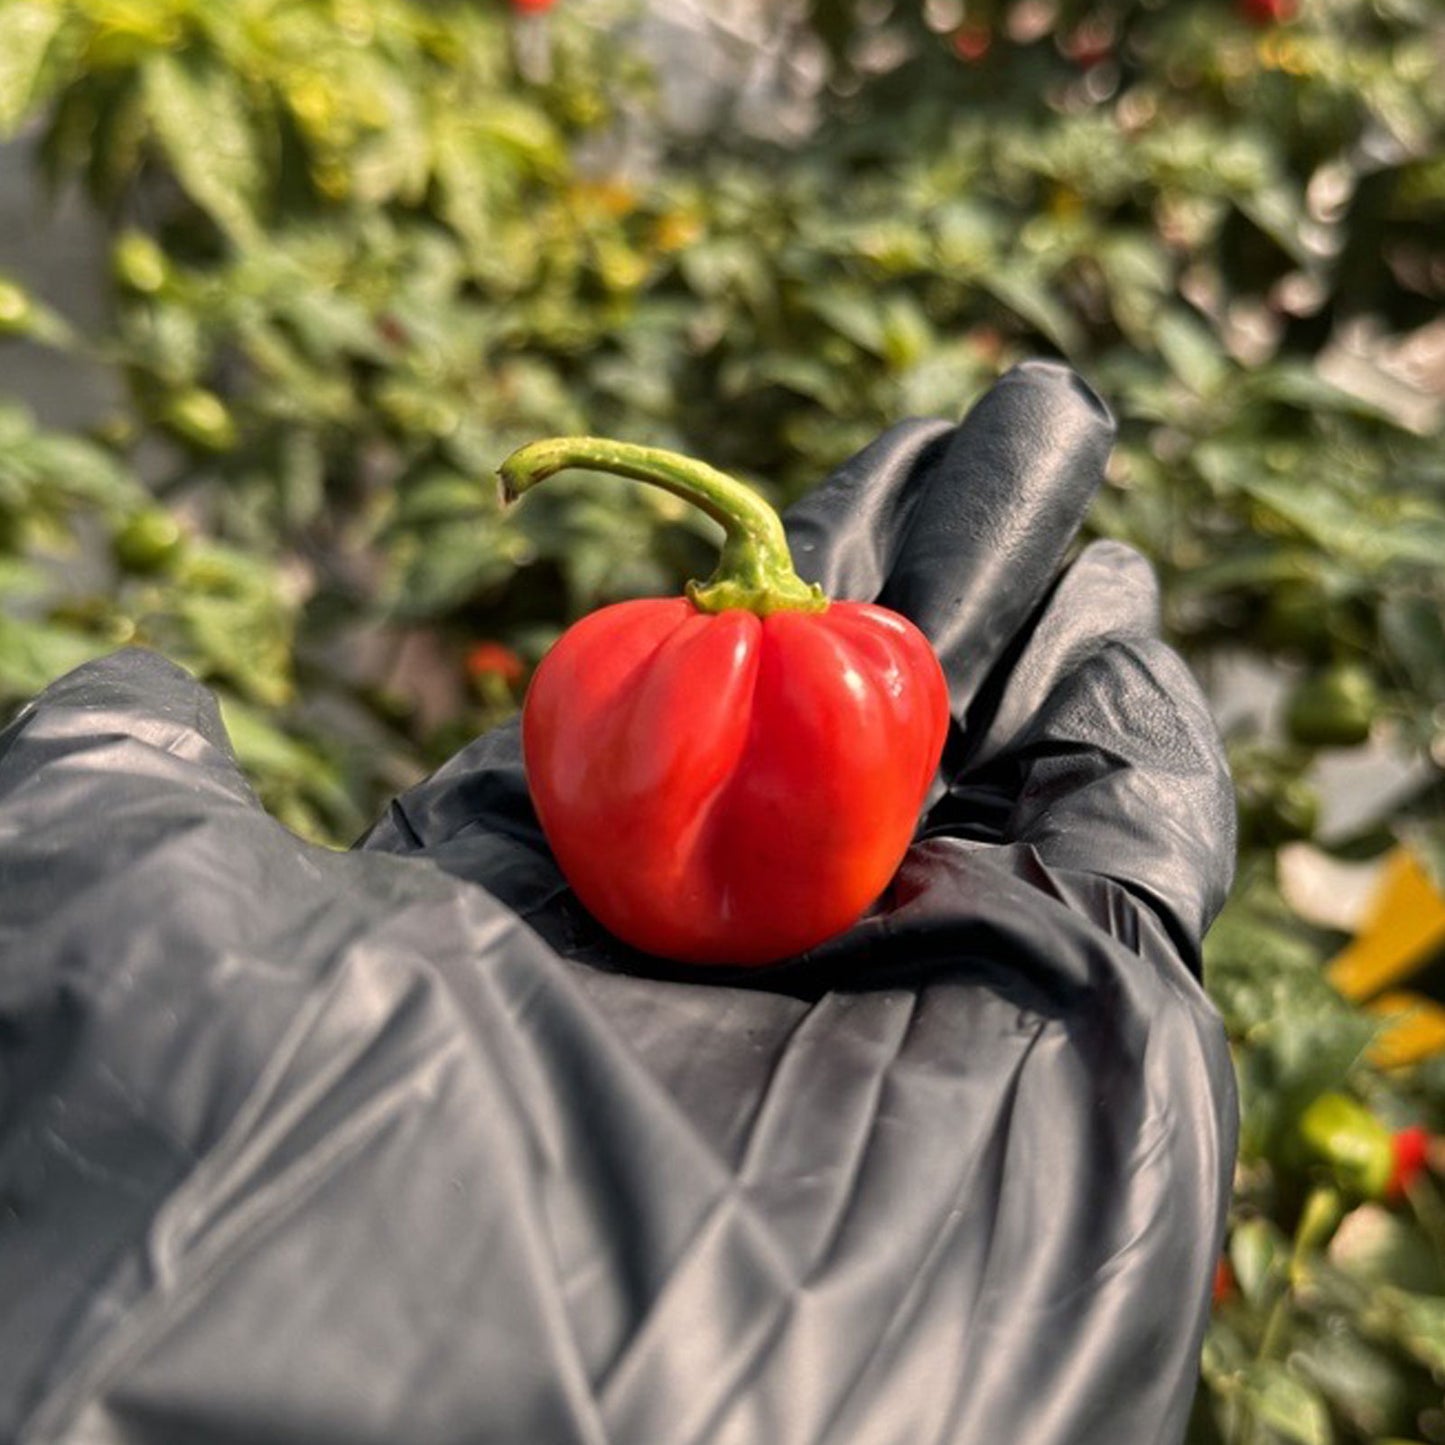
[498,436,828,617]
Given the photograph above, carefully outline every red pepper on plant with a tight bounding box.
[950,23,992,63]
[1061,19,1114,69]
[498,438,950,966]
[466,641,526,686]
[1211,1255,1236,1308]
[1387,1124,1430,1201]
[1237,0,1298,26]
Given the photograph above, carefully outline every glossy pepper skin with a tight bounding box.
[499,438,950,966]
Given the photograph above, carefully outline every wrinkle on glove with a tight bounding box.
[2,363,1237,1445]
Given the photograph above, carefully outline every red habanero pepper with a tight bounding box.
[498,438,950,967]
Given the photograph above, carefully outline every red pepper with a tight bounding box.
[499,438,950,966]
[1211,1255,1236,1308]
[1237,0,1297,24]
[1061,20,1114,69]
[1388,1124,1430,1202]
[466,641,526,686]
[950,24,991,63]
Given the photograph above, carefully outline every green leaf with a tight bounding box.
[283,288,388,364]
[1400,821,1445,898]
[143,54,264,243]
[678,239,772,310]
[347,66,430,207]
[979,269,1082,355]
[0,557,46,600]
[1231,1217,1289,1305]
[1235,1363,1334,1445]
[1247,364,1407,427]
[169,546,295,707]
[0,614,106,700]
[216,693,359,846]
[933,201,1004,274]
[32,434,143,506]
[389,467,494,529]
[474,102,564,172]
[1370,1289,1445,1375]
[0,1,65,135]
[807,285,888,357]
[899,341,991,418]
[1155,310,1228,397]
[1289,1321,1419,1442]
[1236,188,1311,267]
[385,518,519,619]
[737,354,847,409]
[238,322,356,424]
[1243,477,1445,572]
[880,294,932,371]
[279,431,326,533]
[1380,592,1445,701]
[0,408,145,518]
[1099,234,1172,343]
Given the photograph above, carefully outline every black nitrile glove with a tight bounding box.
[0,362,1237,1445]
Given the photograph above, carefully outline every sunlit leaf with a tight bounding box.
[142,53,264,242]
[1235,1362,1334,1445]
[0,614,107,700]
[1370,1289,1445,1375]
[0,1,65,135]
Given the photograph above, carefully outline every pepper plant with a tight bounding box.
[1,0,1444,1436]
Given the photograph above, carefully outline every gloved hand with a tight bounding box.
[0,362,1237,1445]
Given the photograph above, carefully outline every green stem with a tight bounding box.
[498,436,828,618]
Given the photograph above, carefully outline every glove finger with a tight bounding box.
[926,541,1236,963]
[357,719,532,852]
[783,417,955,600]
[355,720,584,937]
[786,361,1115,717]
[960,539,1169,774]
[0,648,262,822]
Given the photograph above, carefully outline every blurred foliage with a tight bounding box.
[1,0,1444,1436]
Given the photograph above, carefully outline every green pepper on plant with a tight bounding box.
[1299,1092,1433,1203]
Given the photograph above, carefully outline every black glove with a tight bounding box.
[0,362,1237,1445]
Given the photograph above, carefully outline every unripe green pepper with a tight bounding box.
[0,278,36,337]
[1299,1093,1431,1202]
[112,232,169,296]
[1285,664,1377,749]
[113,510,185,575]
[163,389,238,452]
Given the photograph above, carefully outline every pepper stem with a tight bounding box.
[498,437,828,618]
